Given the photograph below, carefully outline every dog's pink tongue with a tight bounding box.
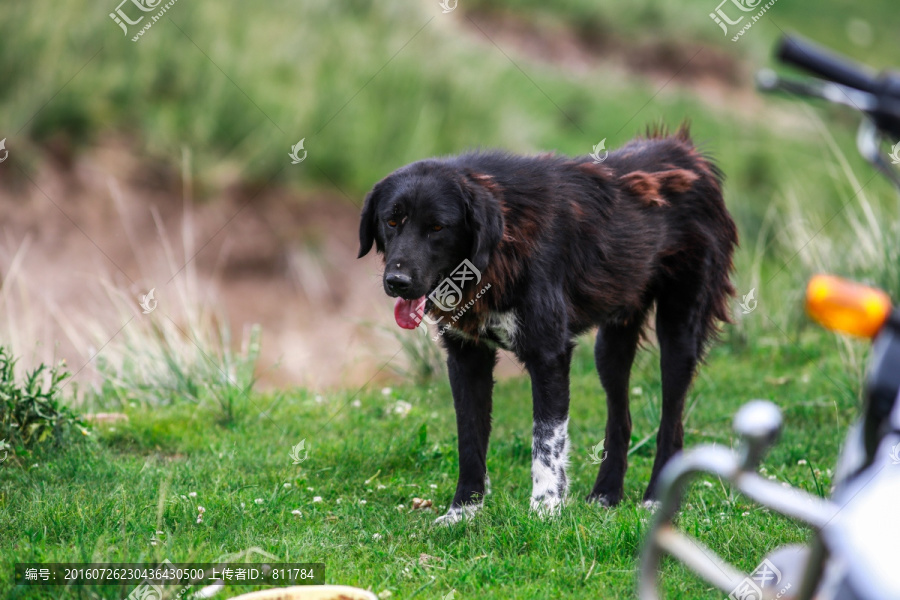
[394,296,427,330]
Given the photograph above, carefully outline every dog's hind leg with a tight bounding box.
[435,335,497,525]
[643,282,707,504]
[587,316,645,507]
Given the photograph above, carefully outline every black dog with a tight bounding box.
[358,126,737,523]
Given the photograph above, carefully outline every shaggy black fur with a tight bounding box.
[358,125,738,512]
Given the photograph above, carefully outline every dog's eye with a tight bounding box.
[431,224,443,232]
[387,219,398,228]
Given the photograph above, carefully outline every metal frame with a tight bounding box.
[639,401,838,600]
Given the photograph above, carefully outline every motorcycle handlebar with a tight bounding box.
[775,34,900,141]
[777,36,880,94]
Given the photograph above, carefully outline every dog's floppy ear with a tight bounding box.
[461,173,504,273]
[358,179,389,258]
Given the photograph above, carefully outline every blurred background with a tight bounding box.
[1,0,899,401]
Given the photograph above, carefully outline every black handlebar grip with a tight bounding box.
[777,35,879,93]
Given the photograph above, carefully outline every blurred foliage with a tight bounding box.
[1,0,897,217]
[468,0,900,67]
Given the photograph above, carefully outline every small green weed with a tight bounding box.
[0,346,87,462]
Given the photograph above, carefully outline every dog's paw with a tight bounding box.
[587,495,614,508]
[529,494,564,518]
[433,503,481,526]
[586,492,622,508]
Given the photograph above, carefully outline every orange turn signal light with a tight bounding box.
[806,274,892,338]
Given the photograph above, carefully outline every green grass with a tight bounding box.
[1,330,860,599]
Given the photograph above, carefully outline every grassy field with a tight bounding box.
[1,326,862,599]
[2,0,899,598]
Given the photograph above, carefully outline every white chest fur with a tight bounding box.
[443,309,518,349]
[483,310,518,348]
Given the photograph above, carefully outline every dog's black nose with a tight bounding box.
[385,273,413,294]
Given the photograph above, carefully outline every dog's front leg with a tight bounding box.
[524,344,573,516]
[434,335,497,525]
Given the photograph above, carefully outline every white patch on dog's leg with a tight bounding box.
[433,503,481,526]
[530,418,569,516]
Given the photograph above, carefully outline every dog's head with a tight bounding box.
[357,160,504,329]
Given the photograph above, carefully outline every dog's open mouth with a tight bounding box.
[393,275,444,329]
[393,296,427,330]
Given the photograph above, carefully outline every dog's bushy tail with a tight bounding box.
[648,122,739,353]
[692,144,738,355]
